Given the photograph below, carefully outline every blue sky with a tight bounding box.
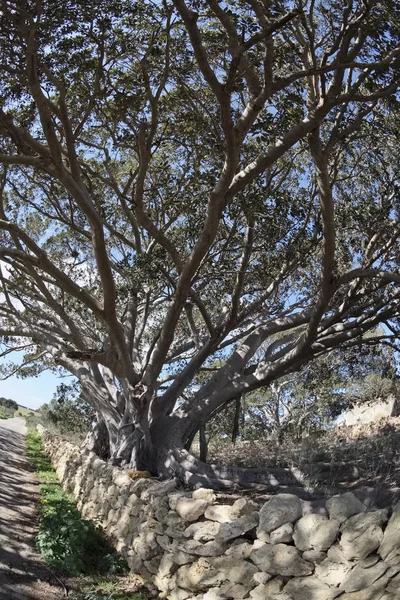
[0,369,72,410]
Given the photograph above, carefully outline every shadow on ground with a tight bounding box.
[0,422,63,599]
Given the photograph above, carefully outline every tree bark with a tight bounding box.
[231,396,241,443]
[199,424,208,462]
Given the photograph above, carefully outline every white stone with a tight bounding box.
[193,488,217,504]
[176,497,208,522]
[293,513,340,552]
[315,557,352,586]
[205,504,236,523]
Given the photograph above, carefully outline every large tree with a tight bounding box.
[0,0,399,487]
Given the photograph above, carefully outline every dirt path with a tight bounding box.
[0,418,64,600]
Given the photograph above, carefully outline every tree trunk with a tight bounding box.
[231,396,241,443]
[84,416,110,460]
[199,424,208,462]
[87,402,309,495]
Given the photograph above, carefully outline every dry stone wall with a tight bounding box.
[39,428,400,600]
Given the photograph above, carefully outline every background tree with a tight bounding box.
[41,381,95,439]
[0,0,399,487]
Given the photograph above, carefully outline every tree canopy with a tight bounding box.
[0,0,399,486]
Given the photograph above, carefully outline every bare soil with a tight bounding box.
[0,418,65,600]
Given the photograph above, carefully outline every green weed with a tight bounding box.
[26,431,127,577]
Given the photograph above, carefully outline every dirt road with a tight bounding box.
[0,418,64,600]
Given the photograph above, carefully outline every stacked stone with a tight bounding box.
[40,429,400,600]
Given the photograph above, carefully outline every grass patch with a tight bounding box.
[0,410,10,419]
[69,576,151,600]
[26,430,127,577]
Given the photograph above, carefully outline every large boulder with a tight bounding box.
[257,494,303,541]
[250,543,313,577]
[339,561,389,593]
[340,510,388,560]
[284,575,337,600]
[326,492,366,524]
[378,502,400,566]
[175,558,226,592]
[293,513,340,552]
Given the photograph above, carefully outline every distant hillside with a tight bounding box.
[16,404,42,417]
[17,404,41,414]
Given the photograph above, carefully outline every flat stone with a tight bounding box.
[315,557,353,587]
[326,492,366,524]
[204,504,235,523]
[250,543,313,577]
[327,543,353,564]
[194,541,227,557]
[184,520,220,542]
[193,488,217,504]
[215,512,259,543]
[293,513,340,552]
[172,551,195,566]
[157,553,177,577]
[284,575,337,600]
[303,550,326,564]
[270,523,293,544]
[253,571,272,584]
[205,498,258,523]
[340,510,388,560]
[379,502,400,566]
[225,540,257,559]
[202,589,223,600]
[208,556,258,584]
[157,535,178,552]
[339,561,388,593]
[219,581,254,598]
[175,558,226,592]
[141,478,177,500]
[257,494,303,540]
[177,539,202,554]
[338,575,392,600]
[169,492,190,510]
[176,497,208,522]
[168,589,192,600]
[250,577,285,599]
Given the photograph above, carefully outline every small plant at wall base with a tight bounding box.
[26,430,127,577]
